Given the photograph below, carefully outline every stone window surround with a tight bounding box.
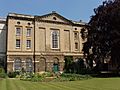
[51,29,60,49]
[26,28,32,37]
[75,42,79,50]
[13,57,33,72]
[74,31,79,40]
[16,27,21,36]
[16,39,20,48]
[26,39,31,49]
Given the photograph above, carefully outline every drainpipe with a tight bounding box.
[6,17,8,73]
[33,17,36,73]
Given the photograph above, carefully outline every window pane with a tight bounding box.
[75,42,78,50]
[52,31,59,48]
[26,58,33,72]
[74,32,78,39]
[27,28,31,36]
[14,58,21,71]
[16,27,21,36]
[27,40,31,48]
[16,39,20,48]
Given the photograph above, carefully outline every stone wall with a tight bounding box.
[7,54,65,72]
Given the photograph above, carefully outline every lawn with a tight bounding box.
[0,78,120,90]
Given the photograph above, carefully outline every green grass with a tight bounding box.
[0,78,120,90]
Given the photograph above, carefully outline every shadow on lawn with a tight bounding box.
[91,71,120,78]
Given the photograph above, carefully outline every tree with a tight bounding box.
[82,0,120,71]
[64,56,73,73]
[72,58,86,74]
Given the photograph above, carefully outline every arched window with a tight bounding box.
[26,58,33,72]
[14,58,21,71]
[51,30,59,49]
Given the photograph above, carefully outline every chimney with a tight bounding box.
[52,11,56,13]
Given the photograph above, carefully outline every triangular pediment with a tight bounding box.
[35,12,73,24]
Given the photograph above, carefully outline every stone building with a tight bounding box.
[6,11,86,73]
[0,18,6,68]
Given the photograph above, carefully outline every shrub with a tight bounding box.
[20,72,34,80]
[8,72,19,78]
[0,68,5,73]
[20,72,92,82]
[30,73,45,82]
[0,68,7,78]
[0,73,7,78]
[51,73,92,82]
[44,72,54,77]
[64,56,73,73]
[60,73,92,81]
[20,73,45,82]
[78,68,94,75]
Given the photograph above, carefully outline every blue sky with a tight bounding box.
[0,0,104,22]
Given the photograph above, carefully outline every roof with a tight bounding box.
[7,11,87,26]
[8,13,34,18]
[0,18,6,23]
[35,11,73,25]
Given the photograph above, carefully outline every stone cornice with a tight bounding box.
[35,19,73,25]
[7,16,34,21]
[7,51,83,54]
[73,23,87,27]
[35,12,73,23]
[35,18,86,27]
[7,13,87,27]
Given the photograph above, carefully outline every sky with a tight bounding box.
[0,0,105,22]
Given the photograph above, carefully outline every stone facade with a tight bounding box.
[0,18,6,68]
[6,12,86,73]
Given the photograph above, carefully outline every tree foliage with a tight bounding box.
[82,0,120,71]
[64,57,87,74]
[64,56,73,73]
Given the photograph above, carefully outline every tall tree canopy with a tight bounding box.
[82,0,120,71]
